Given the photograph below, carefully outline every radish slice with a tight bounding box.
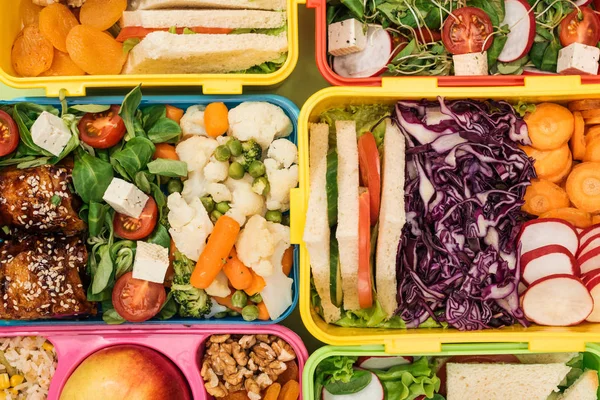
[575,0,592,5]
[517,219,579,256]
[586,276,600,322]
[523,274,593,326]
[583,270,600,285]
[332,25,392,78]
[522,67,557,76]
[577,234,600,258]
[578,247,600,274]
[357,356,413,369]
[322,372,384,400]
[497,0,535,63]
[521,245,578,285]
[580,225,600,249]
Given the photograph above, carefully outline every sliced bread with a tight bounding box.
[558,370,599,400]
[121,9,286,29]
[130,0,287,11]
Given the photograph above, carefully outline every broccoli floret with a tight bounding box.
[235,140,262,171]
[171,251,211,318]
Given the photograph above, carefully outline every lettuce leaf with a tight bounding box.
[334,300,407,328]
[562,353,584,388]
[319,104,393,148]
[371,357,441,400]
[314,356,358,400]
[240,53,287,74]
[231,25,287,36]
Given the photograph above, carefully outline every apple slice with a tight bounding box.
[518,219,579,256]
[586,276,600,322]
[523,274,593,326]
[357,356,413,369]
[521,245,578,285]
[332,25,392,78]
[322,372,384,400]
[578,247,600,274]
[579,225,600,249]
[497,0,535,62]
[577,234,600,258]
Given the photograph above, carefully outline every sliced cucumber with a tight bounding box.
[326,150,338,227]
[329,232,343,308]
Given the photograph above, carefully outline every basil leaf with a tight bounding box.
[88,202,108,237]
[147,158,188,177]
[91,245,114,295]
[111,136,155,180]
[147,117,182,144]
[541,40,561,72]
[487,30,508,67]
[325,369,372,395]
[157,292,178,320]
[119,85,143,141]
[392,39,416,63]
[142,105,167,131]
[134,171,153,193]
[73,149,114,203]
[102,307,126,324]
[148,223,170,248]
[69,104,111,113]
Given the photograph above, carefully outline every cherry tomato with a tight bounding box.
[0,111,19,157]
[415,28,442,44]
[112,272,166,322]
[442,7,494,54]
[559,7,600,47]
[115,26,234,42]
[113,197,158,240]
[78,105,126,149]
[358,132,381,224]
[358,190,373,309]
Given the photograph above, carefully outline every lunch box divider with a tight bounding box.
[0,93,299,327]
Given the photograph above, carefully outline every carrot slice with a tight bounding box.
[282,246,293,277]
[581,109,600,119]
[569,99,600,112]
[545,157,573,184]
[244,269,266,296]
[522,179,571,216]
[571,112,586,160]
[153,143,178,160]
[586,126,600,145]
[525,103,574,150]
[584,137,600,162]
[256,301,270,321]
[594,215,600,225]
[566,162,600,213]
[520,144,571,179]
[540,207,593,229]
[222,248,253,290]
[166,105,184,124]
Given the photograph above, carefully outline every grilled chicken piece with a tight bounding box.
[0,234,95,319]
[0,165,86,236]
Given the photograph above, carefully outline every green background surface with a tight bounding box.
[0,6,328,354]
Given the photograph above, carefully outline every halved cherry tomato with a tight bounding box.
[153,143,178,160]
[78,105,126,149]
[113,197,158,240]
[115,26,234,42]
[112,272,166,322]
[358,132,381,224]
[442,7,494,54]
[415,28,442,44]
[358,190,373,309]
[0,111,19,157]
[559,7,600,47]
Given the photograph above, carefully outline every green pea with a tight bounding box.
[265,210,282,223]
[214,145,231,162]
[227,138,243,157]
[232,290,248,308]
[242,305,259,321]
[249,293,262,303]
[248,160,266,178]
[201,196,215,213]
[252,176,270,195]
[216,201,230,214]
[228,310,240,317]
[167,179,183,194]
[210,210,223,222]
[213,312,228,319]
[229,162,245,180]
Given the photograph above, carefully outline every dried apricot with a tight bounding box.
[277,360,299,385]
[80,0,127,31]
[66,25,126,75]
[40,50,85,76]
[39,3,79,52]
[11,24,54,77]
[278,380,299,400]
[20,0,43,26]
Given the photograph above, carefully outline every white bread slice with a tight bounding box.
[446,363,571,400]
[130,0,286,11]
[303,123,340,323]
[376,119,405,318]
[122,31,287,74]
[517,353,579,364]
[558,370,599,400]
[336,121,360,311]
[121,10,286,29]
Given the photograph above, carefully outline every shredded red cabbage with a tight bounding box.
[394,97,535,330]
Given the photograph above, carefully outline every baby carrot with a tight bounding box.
[222,248,253,290]
[282,246,294,277]
[204,102,229,137]
[525,103,574,150]
[190,215,240,289]
[165,105,184,124]
[213,294,243,314]
[256,301,270,321]
[244,270,266,296]
[153,143,179,160]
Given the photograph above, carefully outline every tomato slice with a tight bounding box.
[358,190,373,309]
[442,7,494,54]
[116,26,235,42]
[112,272,166,322]
[358,132,381,224]
[437,355,521,396]
[0,110,19,157]
[415,28,442,44]
[78,105,126,149]
[113,197,158,240]
[559,7,600,47]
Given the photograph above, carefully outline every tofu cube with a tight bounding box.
[30,111,72,156]
[132,241,169,284]
[557,43,600,75]
[453,52,489,76]
[102,178,149,218]
[328,18,367,57]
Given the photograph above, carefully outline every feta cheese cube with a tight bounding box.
[132,241,169,284]
[102,178,149,218]
[453,52,489,76]
[557,43,600,75]
[328,18,367,57]
[30,111,72,156]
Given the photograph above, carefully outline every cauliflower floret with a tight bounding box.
[180,105,207,136]
[225,208,247,227]
[261,222,293,321]
[216,135,230,146]
[264,159,299,212]
[205,271,231,297]
[267,139,298,169]
[167,193,195,229]
[206,182,232,203]
[204,158,229,182]
[225,174,266,222]
[176,136,218,172]
[169,197,214,260]
[204,298,228,319]
[236,215,276,276]
[182,170,208,203]
[253,259,274,277]
[228,102,293,150]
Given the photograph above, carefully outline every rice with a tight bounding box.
[0,336,57,400]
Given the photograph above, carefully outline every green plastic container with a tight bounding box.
[303,343,600,399]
